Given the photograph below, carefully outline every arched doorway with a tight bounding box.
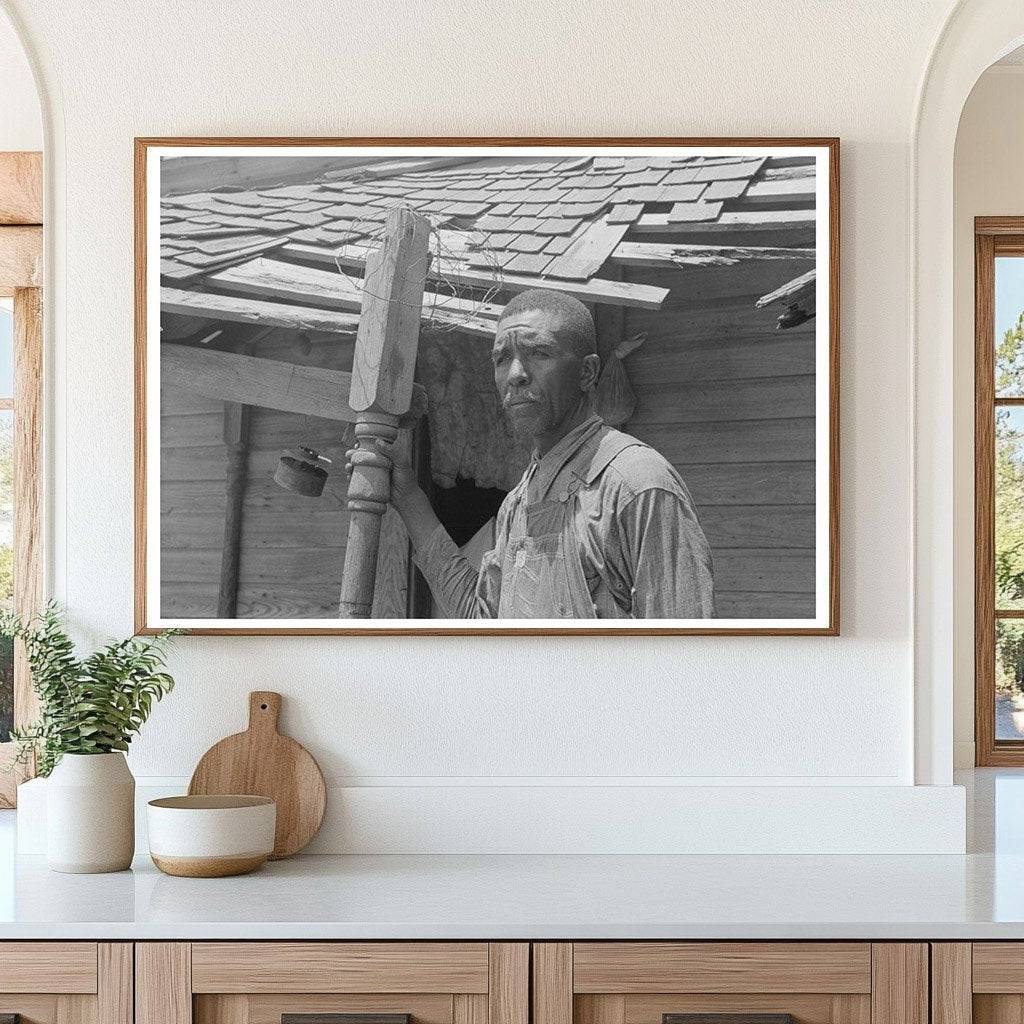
[913,0,1024,785]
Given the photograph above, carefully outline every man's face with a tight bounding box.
[492,308,586,440]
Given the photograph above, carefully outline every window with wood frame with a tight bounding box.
[974,218,1024,765]
[0,151,43,805]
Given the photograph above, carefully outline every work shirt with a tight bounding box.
[414,415,715,619]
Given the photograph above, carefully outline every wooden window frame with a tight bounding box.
[0,151,43,806]
[974,217,1024,765]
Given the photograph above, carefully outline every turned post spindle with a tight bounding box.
[339,207,431,618]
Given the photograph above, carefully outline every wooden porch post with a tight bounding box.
[339,207,430,618]
[216,329,271,619]
[217,398,251,619]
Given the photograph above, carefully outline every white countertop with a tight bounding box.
[1,769,1021,941]
[0,847,1022,940]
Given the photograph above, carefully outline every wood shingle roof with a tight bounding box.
[159,152,817,332]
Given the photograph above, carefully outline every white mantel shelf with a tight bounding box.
[1,850,1024,940]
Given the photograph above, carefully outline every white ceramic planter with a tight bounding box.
[46,752,135,873]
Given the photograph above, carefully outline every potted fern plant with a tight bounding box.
[2,603,178,873]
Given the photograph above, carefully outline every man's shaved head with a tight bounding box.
[498,289,597,358]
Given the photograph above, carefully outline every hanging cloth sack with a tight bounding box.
[594,332,645,427]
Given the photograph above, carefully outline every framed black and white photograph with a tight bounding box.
[135,138,839,635]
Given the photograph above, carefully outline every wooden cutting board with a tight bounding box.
[188,691,326,859]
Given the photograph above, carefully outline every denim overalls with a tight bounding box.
[496,431,639,619]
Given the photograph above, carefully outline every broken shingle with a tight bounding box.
[504,252,555,274]
[606,203,643,224]
[668,200,725,222]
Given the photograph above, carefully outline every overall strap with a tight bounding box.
[579,427,647,485]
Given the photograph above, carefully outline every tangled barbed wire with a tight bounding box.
[329,207,508,335]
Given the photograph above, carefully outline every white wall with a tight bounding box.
[0,8,40,151]
[952,65,1024,768]
[0,0,975,851]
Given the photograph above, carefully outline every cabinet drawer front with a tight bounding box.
[191,943,490,994]
[0,943,97,993]
[973,944,1024,992]
[196,993,457,1024]
[573,944,872,994]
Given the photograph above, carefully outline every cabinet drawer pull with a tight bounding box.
[283,1016,411,1024]
[665,1016,796,1024]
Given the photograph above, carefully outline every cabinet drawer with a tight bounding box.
[139,942,528,1024]
[534,943,926,1024]
[191,943,490,993]
[0,942,130,1024]
[572,943,872,994]
[0,942,98,993]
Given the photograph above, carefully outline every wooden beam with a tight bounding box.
[281,241,669,310]
[161,342,428,423]
[161,285,359,334]
[340,207,430,619]
[0,226,42,292]
[634,209,815,235]
[0,153,42,225]
[756,269,816,309]
[612,241,815,269]
[208,256,501,338]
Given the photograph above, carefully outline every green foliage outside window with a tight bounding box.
[996,314,1024,696]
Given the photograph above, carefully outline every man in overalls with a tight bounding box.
[385,288,715,619]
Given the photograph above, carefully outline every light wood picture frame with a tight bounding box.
[135,137,840,636]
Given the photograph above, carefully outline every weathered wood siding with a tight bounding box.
[622,256,817,619]
[160,252,817,621]
[160,330,409,619]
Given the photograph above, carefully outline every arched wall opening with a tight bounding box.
[914,0,1024,784]
[952,49,1024,768]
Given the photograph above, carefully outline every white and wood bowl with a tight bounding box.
[147,795,276,878]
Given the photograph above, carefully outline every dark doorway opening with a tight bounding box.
[432,476,508,547]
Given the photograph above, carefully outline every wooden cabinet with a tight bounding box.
[532,943,928,1024]
[0,938,944,1024]
[136,943,528,1024]
[0,942,132,1024]
[931,943,1024,1024]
